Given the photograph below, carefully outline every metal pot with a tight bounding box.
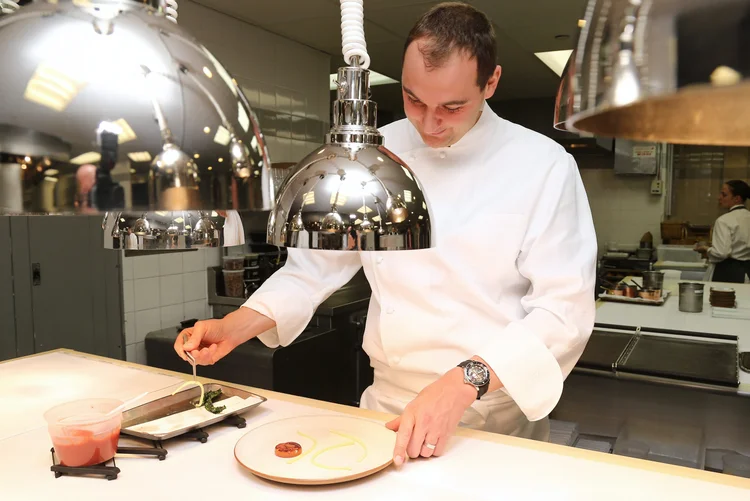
[642,271,665,291]
[679,282,705,313]
[639,289,662,301]
[607,285,627,296]
[624,285,639,298]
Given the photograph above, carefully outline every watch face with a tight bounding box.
[465,362,489,386]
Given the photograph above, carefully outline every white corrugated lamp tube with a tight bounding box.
[267,0,433,251]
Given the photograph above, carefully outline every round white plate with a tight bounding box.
[234,415,396,485]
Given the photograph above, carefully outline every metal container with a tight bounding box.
[679,282,705,313]
[639,289,662,301]
[121,383,266,441]
[642,271,665,291]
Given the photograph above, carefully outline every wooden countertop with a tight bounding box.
[2,349,749,499]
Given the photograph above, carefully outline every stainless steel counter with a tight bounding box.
[574,324,742,397]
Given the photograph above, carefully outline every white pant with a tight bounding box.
[359,369,550,441]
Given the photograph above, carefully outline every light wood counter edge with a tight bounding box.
[7,348,750,490]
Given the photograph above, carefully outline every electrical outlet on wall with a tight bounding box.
[651,179,663,195]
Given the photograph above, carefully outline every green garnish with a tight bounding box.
[203,389,226,414]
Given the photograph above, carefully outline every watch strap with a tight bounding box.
[458,360,490,400]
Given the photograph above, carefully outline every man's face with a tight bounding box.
[719,183,740,209]
[401,40,500,148]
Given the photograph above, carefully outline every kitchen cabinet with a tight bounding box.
[0,216,123,361]
[0,217,16,361]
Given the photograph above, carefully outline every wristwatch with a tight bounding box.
[457,360,490,400]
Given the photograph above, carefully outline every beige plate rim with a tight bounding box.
[234,414,395,486]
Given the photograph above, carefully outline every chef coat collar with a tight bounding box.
[407,100,498,152]
[729,204,747,212]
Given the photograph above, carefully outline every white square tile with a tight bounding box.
[122,280,135,313]
[277,138,292,163]
[134,277,160,311]
[291,116,306,141]
[182,249,205,272]
[158,253,183,276]
[183,271,207,302]
[291,91,306,117]
[124,312,136,345]
[265,136,281,163]
[184,300,208,321]
[305,92,319,121]
[121,254,134,281]
[126,343,137,363]
[317,84,330,122]
[133,255,160,279]
[259,82,276,110]
[159,274,184,306]
[240,81,259,107]
[136,342,147,365]
[135,307,161,343]
[160,304,184,329]
[276,88,292,115]
[276,113,292,139]
[205,248,222,268]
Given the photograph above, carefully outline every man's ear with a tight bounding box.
[483,65,502,99]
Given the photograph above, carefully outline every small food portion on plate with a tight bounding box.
[275,442,303,458]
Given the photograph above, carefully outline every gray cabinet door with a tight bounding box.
[0,217,16,361]
[23,216,123,358]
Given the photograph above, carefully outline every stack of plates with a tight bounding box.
[710,287,736,308]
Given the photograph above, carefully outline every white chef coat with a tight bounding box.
[243,102,597,435]
[707,205,750,263]
[704,205,750,282]
[222,210,246,247]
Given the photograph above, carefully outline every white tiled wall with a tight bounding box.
[179,1,331,165]
[579,167,666,255]
[122,249,221,363]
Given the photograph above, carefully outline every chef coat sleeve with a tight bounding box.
[241,249,362,348]
[707,217,732,263]
[476,153,597,421]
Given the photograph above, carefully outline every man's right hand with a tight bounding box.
[173,307,276,366]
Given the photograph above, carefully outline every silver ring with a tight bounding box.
[424,442,436,450]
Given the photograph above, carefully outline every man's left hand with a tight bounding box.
[385,367,476,465]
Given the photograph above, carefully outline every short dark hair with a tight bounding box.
[726,179,750,202]
[404,2,497,89]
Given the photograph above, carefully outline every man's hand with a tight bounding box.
[173,307,275,365]
[174,318,238,366]
[385,368,476,465]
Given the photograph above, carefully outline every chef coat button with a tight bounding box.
[409,155,416,162]
[376,256,383,264]
[392,356,401,365]
[439,151,447,159]
[386,307,395,314]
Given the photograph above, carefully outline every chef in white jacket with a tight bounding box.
[695,180,750,283]
[175,2,597,465]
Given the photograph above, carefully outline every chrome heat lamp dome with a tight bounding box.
[267,0,433,251]
[0,0,273,215]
